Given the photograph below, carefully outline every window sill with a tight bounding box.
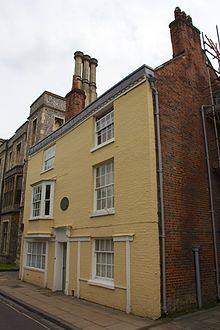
[90,209,115,218]
[29,217,54,221]
[88,279,115,290]
[24,266,45,273]
[90,138,114,153]
[40,167,54,175]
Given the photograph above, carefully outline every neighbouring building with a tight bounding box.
[0,123,28,263]
[16,7,220,319]
[0,51,98,263]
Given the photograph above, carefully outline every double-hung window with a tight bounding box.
[96,111,114,146]
[95,161,114,212]
[94,239,114,280]
[26,242,46,270]
[1,221,9,254]
[31,181,54,219]
[43,145,55,171]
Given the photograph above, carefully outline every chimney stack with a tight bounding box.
[65,51,98,121]
[90,58,98,103]
[169,7,201,58]
[82,54,91,106]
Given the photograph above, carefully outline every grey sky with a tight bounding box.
[0,0,219,139]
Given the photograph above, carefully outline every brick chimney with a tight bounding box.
[169,7,201,58]
[65,51,98,121]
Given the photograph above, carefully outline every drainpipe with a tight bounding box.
[150,79,167,315]
[201,105,220,300]
[192,245,202,308]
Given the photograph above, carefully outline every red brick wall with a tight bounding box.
[65,88,86,121]
[156,8,220,312]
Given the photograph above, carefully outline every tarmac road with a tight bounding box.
[0,297,65,330]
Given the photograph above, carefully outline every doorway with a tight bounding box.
[62,242,67,291]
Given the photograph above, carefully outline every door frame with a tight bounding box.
[52,227,70,294]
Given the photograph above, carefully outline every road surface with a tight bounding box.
[0,297,65,330]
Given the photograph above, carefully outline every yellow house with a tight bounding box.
[20,65,161,319]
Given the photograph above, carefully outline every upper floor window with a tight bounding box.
[54,117,64,130]
[8,151,12,170]
[31,181,55,219]
[3,176,14,207]
[96,111,114,146]
[95,161,114,212]
[43,145,55,172]
[31,118,37,146]
[15,175,22,205]
[16,143,22,164]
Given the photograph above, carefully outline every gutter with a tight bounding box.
[149,78,167,315]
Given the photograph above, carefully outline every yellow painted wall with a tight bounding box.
[22,81,160,318]
[23,268,44,286]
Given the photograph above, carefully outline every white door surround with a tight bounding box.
[52,227,70,294]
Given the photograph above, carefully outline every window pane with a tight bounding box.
[95,239,114,279]
[96,111,114,145]
[26,242,46,270]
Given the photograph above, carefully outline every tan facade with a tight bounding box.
[21,75,161,319]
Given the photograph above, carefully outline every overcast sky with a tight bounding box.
[0,0,219,139]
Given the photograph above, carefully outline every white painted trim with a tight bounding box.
[65,241,70,295]
[79,278,126,290]
[113,235,134,242]
[88,279,115,290]
[90,209,115,218]
[76,241,80,298]
[24,266,45,273]
[25,234,52,238]
[30,181,55,220]
[52,240,58,291]
[115,284,127,290]
[90,138,114,153]
[42,144,56,172]
[44,241,49,288]
[69,236,91,242]
[126,240,131,314]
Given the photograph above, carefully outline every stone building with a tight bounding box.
[0,52,98,263]
[0,122,28,262]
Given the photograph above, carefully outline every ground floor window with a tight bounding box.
[26,242,46,270]
[1,221,9,253]
[94,239,114,280]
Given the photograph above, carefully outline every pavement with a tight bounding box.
[0,272,220,330]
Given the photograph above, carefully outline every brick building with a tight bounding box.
[155,7,220,313]
[1,6,220,317]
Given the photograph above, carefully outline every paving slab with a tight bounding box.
[1,272,220,329]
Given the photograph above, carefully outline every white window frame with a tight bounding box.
[93,160,114,216]
[26,241,46,271]
[96,110,114,147]
[31,181,55,220]
[88,238,114,289]
[43,145,55,172]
